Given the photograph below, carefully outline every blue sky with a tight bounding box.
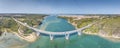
[0,0,120,14]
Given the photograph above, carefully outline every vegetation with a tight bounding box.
[76,18,99,28]
[60,16,120,37]
[59,16,99,28]
[0,14,120,37]
[0,14,46,35]
[20,25,34,34]
[0,17,18,32]
[0,30,2,36]
[99,16,120,36]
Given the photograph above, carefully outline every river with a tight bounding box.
[0,15,120,48]
[26,15,120,48]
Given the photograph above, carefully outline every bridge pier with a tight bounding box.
[14,18,93,41]
[50,34,53,40]
[36,32,40,36]
[78,30,81,36]
[65,33,69,40]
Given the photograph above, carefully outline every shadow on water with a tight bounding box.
[38,22,42,25]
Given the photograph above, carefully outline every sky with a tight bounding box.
[0,0,120,14]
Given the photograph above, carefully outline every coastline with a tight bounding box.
[2,26,38,43]
[13,32,38,42]
[63,16,120,42]
[1,16,119,43]
[82,31,120,42]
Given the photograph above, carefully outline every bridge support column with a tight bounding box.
[36,32,40,36]
[50,34,53,40]
[78,30,81,36]
[65,33,69,40]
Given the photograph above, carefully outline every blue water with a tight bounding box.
[38,16,75,32]
[26,16,120,48]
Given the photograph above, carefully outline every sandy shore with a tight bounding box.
[13,32,38,42]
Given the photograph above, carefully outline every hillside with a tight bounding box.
[0,14,46,35]
[60,16,120,38]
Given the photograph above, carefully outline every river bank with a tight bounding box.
[2,28,38,42]
[63,16,120,42]
[82,31,120,42]
[13,32,38,42]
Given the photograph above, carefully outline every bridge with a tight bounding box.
[13,18,94,40]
